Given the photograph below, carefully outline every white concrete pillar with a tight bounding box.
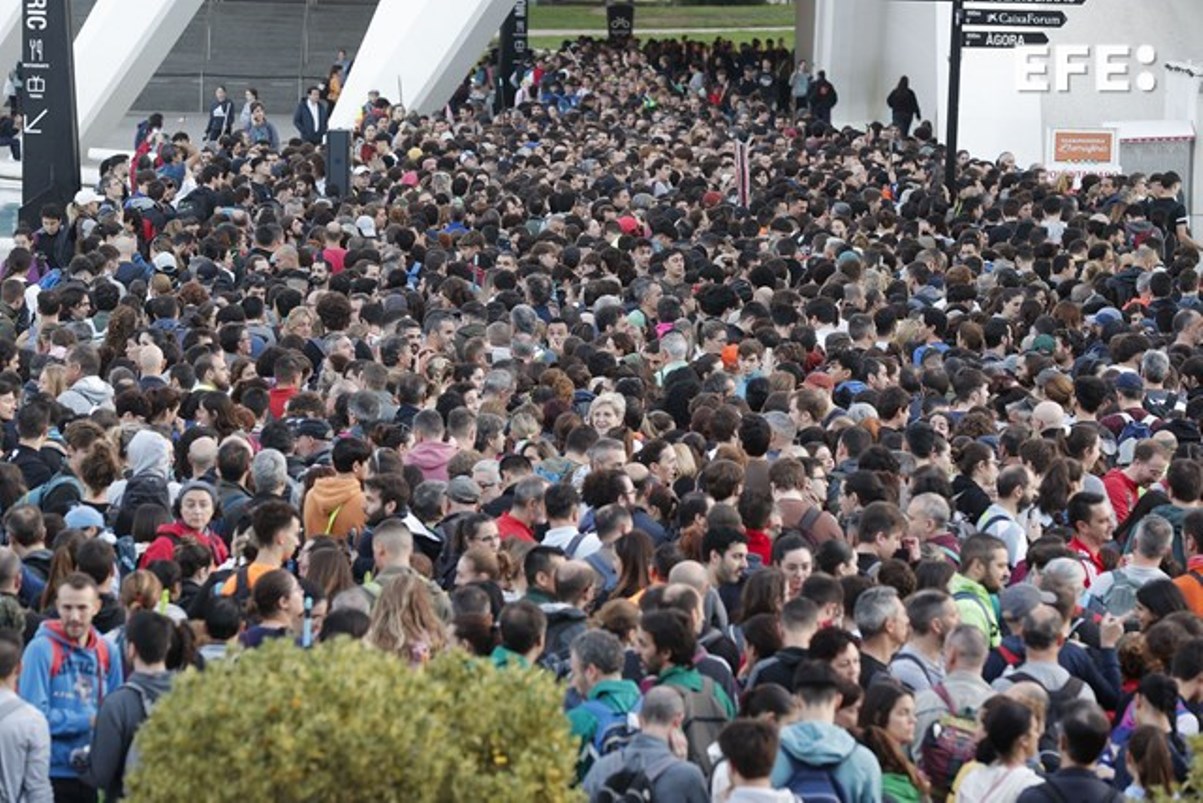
[0,1,19,97]
[73,0,204,149]
[331,0,515,129]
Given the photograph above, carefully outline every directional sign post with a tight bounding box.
[963,9,1066,27]
[962,30,1049,48]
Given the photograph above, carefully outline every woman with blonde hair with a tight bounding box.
[38,363,69,400]
[365,574,448,666]
[282,306,318,340]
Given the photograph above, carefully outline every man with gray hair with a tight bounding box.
[906,492,960,566]
[654,330,690,386]
[763,411,798,458]
[889,590,959,693]
[497,476,547,543]
[567,629,643,781]
[854,585,909,688]
[223,448,295,535]
[346,390,382,438]
[1143,349,1186,416]
[573,437,627,489]
[480,368,516,408]
[1085,513,1171,616]
[472,459,502,506]
[991,604,1095,702]
[911,625,993,758]
[582,686,708,802]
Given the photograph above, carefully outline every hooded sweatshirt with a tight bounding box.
[540,602,589,663]
[301,474,365,540]
[141,520,229,569]
[402,440,458,482]
[108,430,179,508]
[80,670,173,800]
[19,621,125,779]
[568,678,643,779]
[57,376,115,416]
[770,720,882,803]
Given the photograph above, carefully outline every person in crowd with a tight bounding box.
[1016,700,1124,802]
[0,627,51,802]
[582,685,709,803]
[771,660,881,802]
[19,573,123,803]
[2,29,1203,800]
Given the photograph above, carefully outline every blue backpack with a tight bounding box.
[21,472,84,511]
[578,697,643,763]
[783,755,846,803]
[1117,412,1154,465]
[37,268,62,290]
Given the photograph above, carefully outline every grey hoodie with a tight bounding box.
[81,670,173,800]
[108,430,179,508]
[57,375,115,415]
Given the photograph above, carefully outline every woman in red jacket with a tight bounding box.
[139,481,229,569]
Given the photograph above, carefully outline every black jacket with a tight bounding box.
[1017,768,1123,803]
[745,646,809,692]
[953,474,992,526]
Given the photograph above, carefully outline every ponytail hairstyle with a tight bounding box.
[248,568,298,621]
[1127,725,1175,796]
[974,696,1034,765]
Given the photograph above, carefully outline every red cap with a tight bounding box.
[804,372,834,390]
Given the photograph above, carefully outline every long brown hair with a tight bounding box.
[858,681,931,796]
[1127,725,1175,796]
[365,574,448,660]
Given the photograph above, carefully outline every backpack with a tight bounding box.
[121,678,160,778]
[1099,568,1142,617]
[21,471,84,512]
[579,697,644,764]
[1006,670,1086,765]
[37,268,62,290]
[110,473,172,537]
[595,754,677,803]
[1116,412,1155,466]
[795,506,824,549]
[782,754,846,803]
[677,676,730,778]
[918,684,979,800]
[1144,391,1181,420]
[887,652,934,692]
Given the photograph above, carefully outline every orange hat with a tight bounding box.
[721,343,739,371]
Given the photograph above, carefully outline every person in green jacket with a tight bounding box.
[949,533,1009,648]
[567,629,643,781]
[489,599,545,669]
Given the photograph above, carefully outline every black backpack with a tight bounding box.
[595,754,677,803]
[111,473,172,537]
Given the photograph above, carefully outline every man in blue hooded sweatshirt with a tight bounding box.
[771,660,881,803]
[19,572,123,803]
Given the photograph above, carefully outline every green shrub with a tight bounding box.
[126,640,581,803]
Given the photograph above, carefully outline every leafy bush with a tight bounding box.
[126,640,581,803]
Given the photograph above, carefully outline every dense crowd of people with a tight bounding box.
[0,28,1201,803]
